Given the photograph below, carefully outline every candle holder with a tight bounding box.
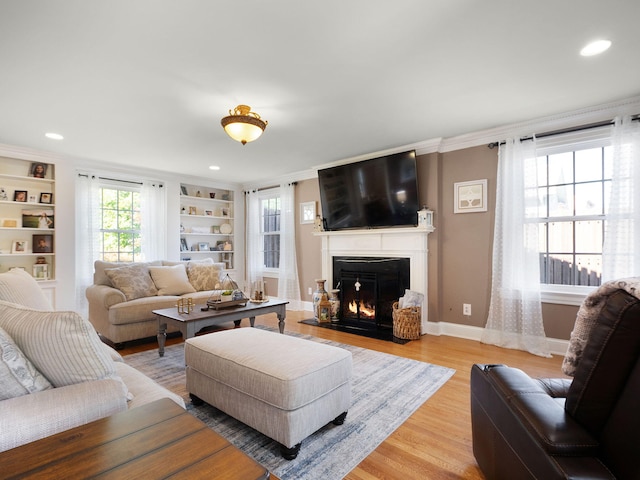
[176,298,194,314]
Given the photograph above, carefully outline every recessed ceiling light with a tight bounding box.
[209,165,220,171]
[580,39,612,56]
[45,132,64,140]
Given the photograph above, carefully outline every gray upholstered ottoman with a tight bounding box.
[185,327,352,459]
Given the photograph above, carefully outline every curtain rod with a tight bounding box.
[77,173,163,187]
[244,181,297,194]
[487,114,640,149]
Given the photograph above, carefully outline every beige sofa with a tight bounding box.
[86,259,226,346]
[0,268,185,453]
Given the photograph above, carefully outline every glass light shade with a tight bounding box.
[221,105,267,145]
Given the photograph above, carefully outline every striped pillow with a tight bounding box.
[0,301,123,390]
[0,268,52,310]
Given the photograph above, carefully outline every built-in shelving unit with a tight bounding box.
[179,183,234,270]
[0,156,56,302]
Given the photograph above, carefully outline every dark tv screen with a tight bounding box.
[318,150,419,230]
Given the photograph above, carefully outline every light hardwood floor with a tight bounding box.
[121,310,566,480]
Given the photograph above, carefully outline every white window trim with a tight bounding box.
[540,284,595,306]
[258,189,281,276]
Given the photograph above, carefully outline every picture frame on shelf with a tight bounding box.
[188,206,197,215]
[454,179,488,214]
[39,192,52,204]
[180,186,188,195]
[2,218,18,228]
[29,163,47,179]
[33,263,48,280]
[12,240,27,253]
[300,201,316,224]
[222,207,229,217]
[22,209,54,229]
[14,190,27,202]
[28,194,37,203]
[32,234,53,253]
[205,210,213,216]
[211,225,220,234]
[180,238,189,251]
[198,242,209,251]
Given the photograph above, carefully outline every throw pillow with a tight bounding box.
[104,264,158,301]
[187,263,222,291]
[0,300,123,389]
[0,326,53,400]
[0,268,52,310]
[562,277,640,376]
[148,264,196,296]
[93,260,162,286]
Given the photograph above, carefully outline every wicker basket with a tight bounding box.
[392,301,421,340]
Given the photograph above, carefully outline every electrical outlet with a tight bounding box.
[463,303,472,316]
[308,287,313,295]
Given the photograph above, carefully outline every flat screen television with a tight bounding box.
[318,150,419,231]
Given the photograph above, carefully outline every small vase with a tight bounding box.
[329,289,340,322]
[312,279,327,321]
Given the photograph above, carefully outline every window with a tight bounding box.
[261,194,281,270]
[99,185,142,262]
[536,145,612,287]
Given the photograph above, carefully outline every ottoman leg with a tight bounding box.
[333,411,348,425]
[280,443,301,460]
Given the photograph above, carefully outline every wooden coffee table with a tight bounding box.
[0,398,270,479]
[154,299,288,356]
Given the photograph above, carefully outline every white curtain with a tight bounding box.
[140,181,166,261]
[75,173,101,317]
[482,137,551,357]
[277,183,302,310]
[602,115,640,281]
[245,190,263,289]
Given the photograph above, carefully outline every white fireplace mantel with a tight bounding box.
[314,226,434,333]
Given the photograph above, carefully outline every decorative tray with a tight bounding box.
[249,298,269,304]
[205,298,247,310]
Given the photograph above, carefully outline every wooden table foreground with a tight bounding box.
[0,398,269,479]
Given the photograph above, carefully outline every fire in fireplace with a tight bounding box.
[332,256,410,329]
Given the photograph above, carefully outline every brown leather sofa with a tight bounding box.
[470,289,640,479]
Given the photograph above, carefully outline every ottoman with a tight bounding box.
[185,327,353,459]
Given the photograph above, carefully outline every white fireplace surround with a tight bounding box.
[315,226,434,333]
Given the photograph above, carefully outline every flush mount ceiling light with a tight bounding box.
[45,132,64,140]
[221,105,267,145]
[580,39,612,56]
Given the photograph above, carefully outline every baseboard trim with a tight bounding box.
[424,321,568,356]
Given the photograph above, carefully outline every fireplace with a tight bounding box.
[316,226,433,335]
[333,257,410,329]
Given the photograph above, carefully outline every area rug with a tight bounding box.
[125,327,455,480]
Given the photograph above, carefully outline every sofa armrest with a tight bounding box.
[475,364,598,455]
[86,284,127,309]
[0,379,127,452]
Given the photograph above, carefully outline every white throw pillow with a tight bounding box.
[0,326,53,400]
[148,264,196,296]
[0,300,124,390]
[0,268,52,310]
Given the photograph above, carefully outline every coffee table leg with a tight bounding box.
[233,320,242,328]
[277,307,285,334]
[249,316,256,327]
[157,321,167,357]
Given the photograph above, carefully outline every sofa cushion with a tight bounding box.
[187,263,222,291]
[104,264,158,301]
[0,326,53,400]
[94,260,162,287]
[0,300,123,390]
[161,258,214,267]
[148,264,196,296]
[0,268,52,310]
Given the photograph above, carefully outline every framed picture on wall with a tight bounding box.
[454,179,487,214]
[300,201,316,224]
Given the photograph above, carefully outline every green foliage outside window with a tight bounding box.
[100,187,142,262]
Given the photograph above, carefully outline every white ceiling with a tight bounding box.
[1,1,639,184]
